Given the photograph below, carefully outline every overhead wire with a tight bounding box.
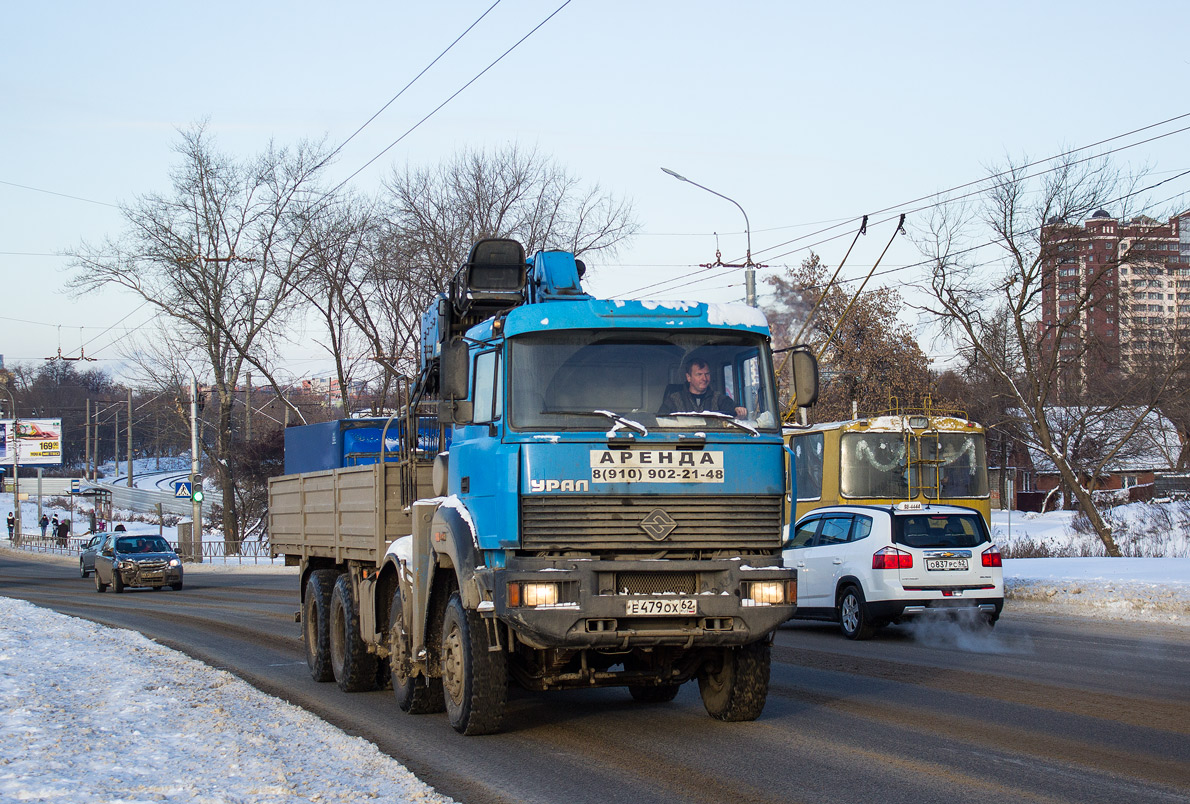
[619,118,1190,301]
[318,1,503,170]
[328,0,575,194]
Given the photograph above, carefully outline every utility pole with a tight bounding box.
[191,377,202,560]
[85,399,91,482]
[661,167,764,307]
[92,410,99,480]
[126,388,133,488]
[245,371,252,442]
[113,408,118,480]
[1,379,20,542]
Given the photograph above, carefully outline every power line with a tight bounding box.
[320,1,503,169]
[620,116,1190,301]
[0,179,120,208]
[329,0,575,194]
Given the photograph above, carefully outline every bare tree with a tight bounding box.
[69,123,331,549]
[298,144,640,408]
[915,154,1188,556]
[765,252,942,421]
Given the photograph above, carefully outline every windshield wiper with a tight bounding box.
[590,410,649,437]
[667,411,759,436]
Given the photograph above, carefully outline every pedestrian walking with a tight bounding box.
[39,514,49,538]
[5,512,13,540]
[56,518,70,547]
[51,515,59,536]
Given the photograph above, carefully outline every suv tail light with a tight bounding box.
[982,544,1003,567]
[872,546,912,570]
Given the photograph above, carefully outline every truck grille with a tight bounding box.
[520,495,783,551]
[616,571,696,595]
[136,559,168,571]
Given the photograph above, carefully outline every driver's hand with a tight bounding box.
[734,406,747,419]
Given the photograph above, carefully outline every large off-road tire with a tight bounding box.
[112,570,126,594]
[330,574,379,692]
[697,642,771,722]
[94,569,107,593]
[838,585,877,640]
[441,592,507,735]
[389,585,444,714]
[303,569,339,682]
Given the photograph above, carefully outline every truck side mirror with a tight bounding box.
[440,340,469,399]
[790,347,819,409]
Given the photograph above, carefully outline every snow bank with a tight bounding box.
[0,596,455,804]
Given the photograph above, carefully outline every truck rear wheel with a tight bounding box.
[303,569,338,682]
[389,585,444,713]
[330,574,378,692]
[697,642,771,722]
[441,592,507,735]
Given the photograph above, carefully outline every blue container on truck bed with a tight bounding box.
[283,418,447,475]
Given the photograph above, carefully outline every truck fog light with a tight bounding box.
[746,581,785,605]
[509,582,559,607]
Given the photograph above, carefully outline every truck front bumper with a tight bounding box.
[484,557,796,649]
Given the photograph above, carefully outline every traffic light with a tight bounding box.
[191,474,205,503]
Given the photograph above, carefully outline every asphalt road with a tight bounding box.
[3,550,1188,804]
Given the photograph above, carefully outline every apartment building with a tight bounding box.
[1040,209,1190,373]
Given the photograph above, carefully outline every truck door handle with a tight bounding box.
[796,562,807,569]
[832,558,843,564]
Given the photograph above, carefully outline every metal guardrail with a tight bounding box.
[6,534,277,565]
[89,481,225,517]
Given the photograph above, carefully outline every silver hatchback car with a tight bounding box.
[94,533,184,593]
[78,532,108,577]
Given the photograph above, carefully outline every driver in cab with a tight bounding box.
[657,358,746,418]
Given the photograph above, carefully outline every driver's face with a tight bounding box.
[686,364,711,394]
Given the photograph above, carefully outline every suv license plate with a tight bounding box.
[926,558,968,571]
[626,599,698,616]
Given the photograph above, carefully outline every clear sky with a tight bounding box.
[4,1,1188,384]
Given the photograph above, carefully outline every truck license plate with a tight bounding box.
[925,558,968,571]
[625,598,698,616]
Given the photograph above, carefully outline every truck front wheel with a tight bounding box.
[330,574,379,692]
[441,592,507,735]
[303,569,338,682]
[389,585,444,714]
[697,642,771,722]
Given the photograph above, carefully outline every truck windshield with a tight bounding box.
[508,330,779,432]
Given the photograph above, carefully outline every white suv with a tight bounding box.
[783,503,1003,639]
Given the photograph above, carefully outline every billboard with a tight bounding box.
[0,418,63,466]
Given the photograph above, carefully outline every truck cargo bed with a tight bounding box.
[269,463,431,565]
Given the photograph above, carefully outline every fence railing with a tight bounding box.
[5,534,278,565]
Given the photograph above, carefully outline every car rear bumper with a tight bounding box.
[869,596,1004,622]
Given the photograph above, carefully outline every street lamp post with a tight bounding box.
[1,379,20,542]
[661,167,759,307]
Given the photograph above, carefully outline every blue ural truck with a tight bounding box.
[269,239,818,734]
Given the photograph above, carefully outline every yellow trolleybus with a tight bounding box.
[786,411,991,524]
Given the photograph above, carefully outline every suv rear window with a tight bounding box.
[893,513,988,549]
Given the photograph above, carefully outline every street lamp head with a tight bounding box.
[660,167,689,183]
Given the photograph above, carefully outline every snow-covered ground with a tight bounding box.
[0,594,453,804]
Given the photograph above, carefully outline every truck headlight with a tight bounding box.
[168,558,181,568]
[508,582,559,607]
[744,581,789,605]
